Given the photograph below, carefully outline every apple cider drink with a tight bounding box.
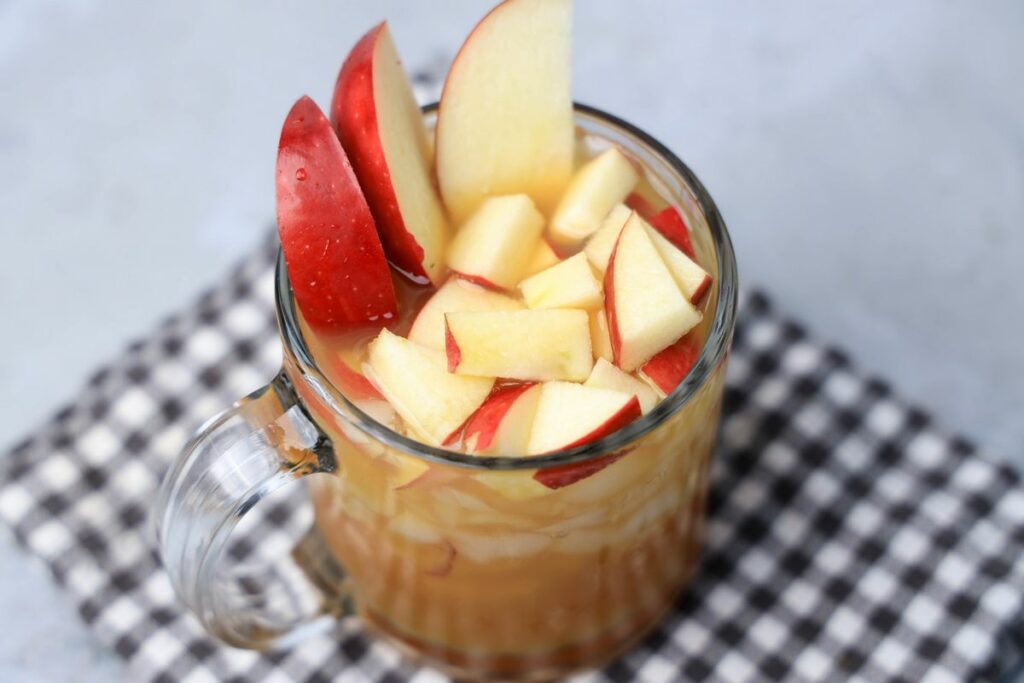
[272,0,730,677]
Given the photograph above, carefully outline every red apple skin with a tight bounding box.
[276,96,397,332]
[444,318,461,373]
[331,23,431,282]
[451,270,503,291]
[649,207,696,260]
[641,333,702,395]
[625,192,657,218]
[603,227,625,367]
[532,397,640,488]
[690,274,712,304]
[462,382,538,452]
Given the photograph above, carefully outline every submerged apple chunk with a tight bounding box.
[446,309,593,381]
[366,329,494,446]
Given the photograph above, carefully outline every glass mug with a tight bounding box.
[155,104,738,681]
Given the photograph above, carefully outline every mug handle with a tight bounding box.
[154,370,350,648]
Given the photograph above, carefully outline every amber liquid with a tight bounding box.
[290,131,725,680]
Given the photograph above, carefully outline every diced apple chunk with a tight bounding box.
[527,382,640,455]
[583,203,632,274]
[605,213,702,371]
[589,309,613,362]
[447,194,545,290]
[436,0,573,223]
[445,309,593,381]
[639,333,702,397]
[643,224,712,304]
[649,205,697,260]
[366,329,494,446]
[519,253,603,311]
[549,148,639,249]
[408,278,523,351]
[584,358,659,414]
[525,239,562,277]
[461,382,542,454]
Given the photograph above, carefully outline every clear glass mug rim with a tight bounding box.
[276,101,738,472]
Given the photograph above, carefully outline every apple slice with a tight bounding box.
[589,309,613,362]
[626,193,697,260]
[549,148,639,249]
[527,382,640,455]
[446,194,545,290]
[332,23,450,284]
[408,277,523,351]
[436,0,573,223]
[605,213,702,371]
[519,253,603,311]
[643,223,712,304]
[525,239,561,277]
[366,329,494,446]
[276,96,397,332]
[461,382,542,454]
[584,358,659,414]
[583,203,632,274]
[330,351,384,401]
[639,333,702,397]
[445,309,592,381]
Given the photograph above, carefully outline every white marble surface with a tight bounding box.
[1,1,1022,680]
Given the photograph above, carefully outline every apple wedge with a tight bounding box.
[445,309,592,381]
[583,203,632,274]
[639,333,702,397]
[527,381,640,455]
[366,329,494,446]
[605,212,702,371]
[276,96,397,332]
[446,194,545,290]
[519,253,603,311]
[436,0,573,223]
[525,239,562,277]
[643,223,712,304]
[589,309,614,362]
[584,358,659,414]
[461,382,542,454]
[649,206,696,260]
[408,277,523,351]
[549,148,639,249]
[332,23,450,284]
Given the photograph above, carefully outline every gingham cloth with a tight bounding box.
[1,235,1023,683]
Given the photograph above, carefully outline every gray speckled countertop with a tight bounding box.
[2,1,1022,679]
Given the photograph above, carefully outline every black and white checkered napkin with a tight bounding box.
[2,234,1023,682]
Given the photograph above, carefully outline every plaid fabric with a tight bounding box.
[1,235,1022,682]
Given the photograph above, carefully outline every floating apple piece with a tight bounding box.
[276,96,397,332]
[589,309,614,362]
[644,221,711,304]
[366,329,494,446]
[461,382,542,454]
[446,194,545,290]
[445,309,593,381]
[583,203,631,274]
[332,23,450,284]
[524,239,562,277]
[549,148,638,250]
[436,0,573,223]
[639,332,702,397]
[527,381,640,474]
[407,278,523,351]
[519,253,603,311]
[584,358,659,414]
[604,212,702,371]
